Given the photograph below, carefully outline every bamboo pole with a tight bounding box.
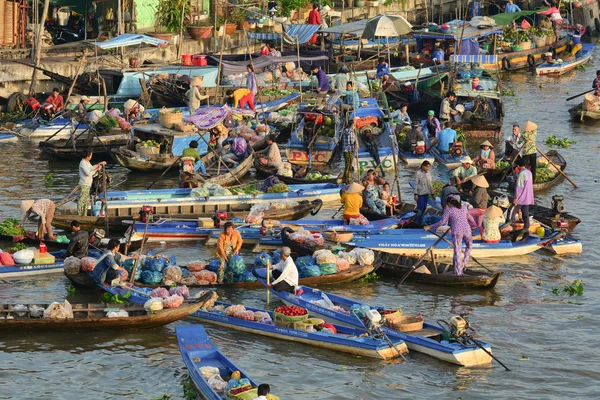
[29,0,51,96]
[177,0,186,60]
[242,26,268,123]
[297,35,303,101]
[65,55,88,107]
[537,147,579,189]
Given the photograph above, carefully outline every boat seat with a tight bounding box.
[404,327,442,338]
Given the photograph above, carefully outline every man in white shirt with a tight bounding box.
[269,247,298,293]
[252,383,271,400]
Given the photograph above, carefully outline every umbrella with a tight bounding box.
[362,14,413,39]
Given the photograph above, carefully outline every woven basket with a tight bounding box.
[382,309,403,324]
[274,310,309,323]
[323,231,354,242]
[158,108,183,129]
[136,144,159,156]
[296,318,325,331]
[388,315,424,332]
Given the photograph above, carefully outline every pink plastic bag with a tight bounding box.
[336,258,350,271]
[80,257,97,272]
[151,287,169,299]
[193,270,217,283]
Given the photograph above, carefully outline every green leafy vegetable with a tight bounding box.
[545,135,576,148]
[0,218,27,236]
[552,280,584,297]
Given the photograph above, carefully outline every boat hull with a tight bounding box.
[397,148,435,166]
[536,44,594,75]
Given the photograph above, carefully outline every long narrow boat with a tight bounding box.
[397,146,435,166]
[568,101,600,123]
[259,282,494,366]
[0,232,146,253]
[0,261,65,279]
[176,325,263,400]
[424,132,466,169]
[190,301,408,360]
[38,133,130,161]
[536,44,594,75]
[132,217,401,243]
[0,297,212,332]
[254,160,341,185]
[345,230,564,259]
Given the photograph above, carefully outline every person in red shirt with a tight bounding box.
[307,3,321,45]
[43,87,64,118]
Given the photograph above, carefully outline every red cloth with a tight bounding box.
[308,9,321,25]
[239,93,256,112]
[260,46,269,56]
[45,94,64,111]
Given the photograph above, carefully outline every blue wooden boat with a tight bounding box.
[0,261,64,278]
[345,230,564,259]
[423,130,467,169]
[397,147,435,166]
[536,44,594,76]
[190,301,408,359]
[176,325,262,400]
[132,217,401,243]
[258,281,493,366]
[0,132,18,142]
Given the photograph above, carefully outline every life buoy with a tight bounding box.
[527,54,536,67]
[566,43,573,54]
[594,18,600,32]
[502,57,512,71]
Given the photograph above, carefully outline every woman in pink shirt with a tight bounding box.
[513,159,535,232]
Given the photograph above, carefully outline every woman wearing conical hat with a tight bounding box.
[472,140,495,169]
[340,182,364,224]
[517,120,538,182]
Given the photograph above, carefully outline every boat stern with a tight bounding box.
[377,341,409,360]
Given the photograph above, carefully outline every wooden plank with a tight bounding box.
[404,327,442,338]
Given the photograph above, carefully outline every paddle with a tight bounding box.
[331,205,344,219]
[198,132,244,186]
[146,155,182,190]
[427,229,494,274]
[395,229,450,287]
[536,147,578,189]
[129,208,152,284]
[565,88,594,101]
[413,63,423,102]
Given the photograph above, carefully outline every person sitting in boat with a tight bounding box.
[468,175,490,228]
[482,203,506,243]
[472,140,496,169]
[181,140,208,175]
[567,27,583,57]
[453,156,477,191]
[216,222,244,283]
[269,246,299,294]
[421,110,441,139]
[21,199,56,241]
[340,182,364,224]
[226,88,257,113]
[439,91,457,125]
[505,124,521,162]
[221,133,250,168]
[257,134,282,168]
[73,96,89,123]
[105,103,121,118]
[492,195,515,235]
[91,239,139,285]
[432,121,458,154]
[252,384,271,400]
[414,160,434,224]
[376,57,390,79]
[67,220,89,259]
[424,194,475,276]
[331,65,349,91]
[396,103,412,128]
[363,170,387,215]
[42,88,64,119]
[403,121,424,153]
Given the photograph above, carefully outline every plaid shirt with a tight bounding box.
[340,127,356,153]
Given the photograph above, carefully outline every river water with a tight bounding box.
[1,55,600,400]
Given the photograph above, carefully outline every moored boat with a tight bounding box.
[190,301,408,360]
[38,133,130,161]
[424,132,467,169]
[536,44,594,75]
[397,146,435,166]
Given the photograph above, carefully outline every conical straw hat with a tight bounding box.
[471,174,489,188]
[480,140,493,148]
[20,200,35,214]
[347,182,365,194]
[485,205,503,218]
[522,120,538,132]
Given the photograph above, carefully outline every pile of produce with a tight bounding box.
[229,183,264,195]
[266,183,289,193]
[431,181,444,198]
[139,140,160,148]
[190,182,233,197]
[260,88,296,97]
[296,248,374,278]
[316,115,336,138]
[535,163,558,183]
[0,218,26,236]
[495,160,510,169]
[305,171,334,180]
[96,114,118,133]
[274,305,307,317]
[289,229,325,247]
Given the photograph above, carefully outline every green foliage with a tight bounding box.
[156,0,189,33]
[280,0,309,18]
[67,284,78,295]
[0,218,27,236]
[182,378,199,400]
[7,242,27,253]
[501,88,515,96]
[43,173,54,187]
[552,280,584,297]
[102,292,128,304]
[545,135,576,148]
[495,160,510,168]
[575,64,586,71]
[357,272,380,282]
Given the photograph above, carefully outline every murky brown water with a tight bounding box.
[1,48,599,399]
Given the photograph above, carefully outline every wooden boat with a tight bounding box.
[0,297,211,332]
[345,229,564,259]
[397,147,435,166]
[499,36,571,71]
[376,252,502,288]
[0,260,65,279]
[568,102,600,123]
[201,149,254,187]
[536,44,594,75]
[423,132,466,169]
[176,325,263,400]
[261,282,494,366]
[38,133,130,161]
[507,150,566,192]
[254,159,341,184]
[0,232,146,253]
[190,301,408,360]
[51,180,338,230]
[529,203,580,233]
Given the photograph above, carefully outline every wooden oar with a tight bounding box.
[395,229,450,287]
[146,155,182,190]
[565,88,594,101]
[536,147,578,189]
[129,209,152,284]
[427,229,493,273]
[197,132,244,186]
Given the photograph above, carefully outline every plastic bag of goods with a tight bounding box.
[191,187,210,197]
[43,300,73,319]
[225,304,246,316]
[336,251,357,265]
[10,304,28,317]
[336,258,350,272]
[277,167,293,177]
[151,287,169,299]
[296,255,316,268]
[352,248,375,266]
[245,204,267,224]
[233,310,255,321]
[199,366,220,380]
[254,252,272,268]
[64,256,82,275]
[143,257,165,272]
[226,379,240,392]
[272,250,281,264]
[180,275,198,286]
[141,270,163,285]
[187,260,206,272]
[0,252,14,266]
[349,215,369,225]
[253,311,271,322]
[80,257,97,272]
[162,279,175,287]
[162,294,184,309]
[207,259,221,273]
[193,270,217,283]
[122,259,142,281]
[169,285,190,299]
[299,264,321,278]
[313,249,336,265]
[351,304,370,319]
[13,250,34,264]
[319,263,338,275]
[242,270,257,283]
[163,265,183,283]
[29,305,45,318]
[228,255,246,275]
[107,310,129,318]
[208,375,227,392]
[305,233,325,247]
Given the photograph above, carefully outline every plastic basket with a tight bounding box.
[296,317,325,331]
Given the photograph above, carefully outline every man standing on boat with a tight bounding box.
[538,3,563,42]
[340,123,357,184]
[216,222,243,283]
[269,247,298,293]
[518,120,538,183]
[66,220,89,259]
[439,91,457,125]
[311,65,330,94]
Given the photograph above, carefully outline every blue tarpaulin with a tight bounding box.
[87,34,168,50]
[247,24,321,44]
